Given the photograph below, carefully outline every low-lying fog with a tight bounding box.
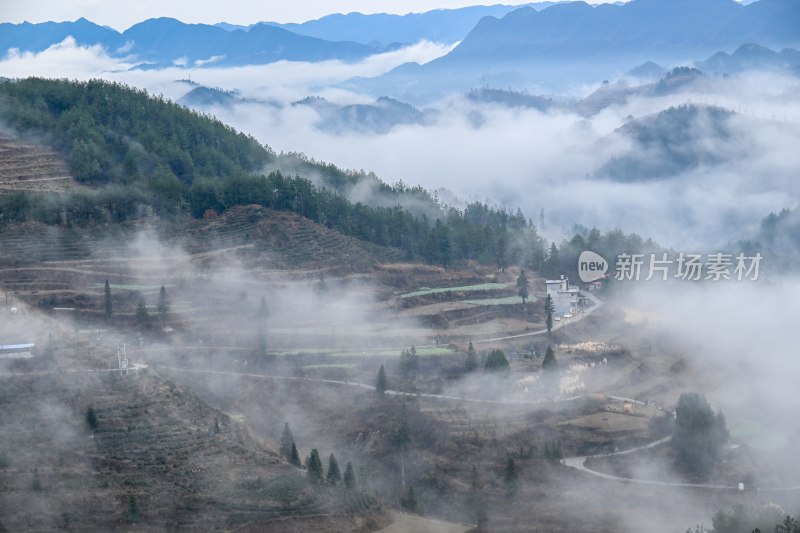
[3,38,800,250]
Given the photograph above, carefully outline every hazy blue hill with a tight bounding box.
[697,43,800,73]
[652,66,704,95]
[294,96,426,134]
[121,18,378,67]
[211,3,559,46]
[447,0,798,64]
[596,105,738,182]
[466,87,552,110]
[627,61,667,79]
[0,17,380,67]
[120,18,232,65]
[266,4,557,46]
[0,18,123,55]
[351,0,800,98]
[178,86,241,108]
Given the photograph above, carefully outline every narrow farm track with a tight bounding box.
[154,366,582,406]
[472,290,604,344]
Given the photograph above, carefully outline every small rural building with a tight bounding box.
[545,276,579,315]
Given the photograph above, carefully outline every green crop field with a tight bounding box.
[271,346,456,357]
[399,283,507,299]
[463,295,536,305]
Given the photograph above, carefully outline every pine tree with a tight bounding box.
[542,346,558,372]
[343,461,356,489]
[544,440,563,462]
[546,242,560,277]
[136,298,148,330]
[673,393,729,476]
[375,365,388,394]
[326,454,342,485]
[505,456,518,483]
[544,294,555,335]
[470,465,488,531]
[279,422,294,459]
[400,486,418,513]
[104,280,112,319]
[256,322,268,357]
[484,349,510,372]
[516,270,530,303]
[306,448,323,484]
[470,465,480,491]
[399,346,418,378]
[86,405,98,430]
[290,442,301,467]
[497,229,508,272]
[465,342,478,372]
[393,404,411,451]
[127,495,140,523]
[157,285,169,324]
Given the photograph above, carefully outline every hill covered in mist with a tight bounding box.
[0,77,550,270]
[597,104,739,182]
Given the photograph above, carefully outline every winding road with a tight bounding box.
[154,365,581,406]
[11,290,798,491]
[563,436,800,492]
[473,290,604,344]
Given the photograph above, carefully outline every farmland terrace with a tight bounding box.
[0,137,79,194]
[0,370,386,531]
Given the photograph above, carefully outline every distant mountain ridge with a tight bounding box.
[696,43,800,73]
[0,4,567,67]
[218,3,560,46]
[447,0,799,64]
[346,0,800,98]
[0,17,383,68]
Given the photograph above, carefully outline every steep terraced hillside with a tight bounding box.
[0,370,385,532]
[0,137,78,193]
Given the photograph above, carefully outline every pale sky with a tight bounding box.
[0,0,619,31]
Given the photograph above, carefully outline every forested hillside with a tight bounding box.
[0,77,648,273]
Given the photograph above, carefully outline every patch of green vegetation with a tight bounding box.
[400,283,507,299]
[270,346,455,357]
[301,364,357,370]
[269,325,429,338]
[330,346,453,357]
[90,284,173,291]
[463,295,536,305]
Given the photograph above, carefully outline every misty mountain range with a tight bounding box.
[0,0,797,79]
[216,3,560,47]
[696,42,800,73]
[345,0,800,98]
[0,17,383,69]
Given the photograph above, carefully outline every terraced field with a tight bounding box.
[0,370,385,531]
[0,206,405,273]
[399,283,507,299]
[0,137,78,193]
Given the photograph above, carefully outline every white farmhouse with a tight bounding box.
[545,276,579,315]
